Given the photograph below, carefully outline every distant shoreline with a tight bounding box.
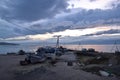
[0,42,19,45]
[0,44,119,54]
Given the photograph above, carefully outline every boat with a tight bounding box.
[20,35,65,65]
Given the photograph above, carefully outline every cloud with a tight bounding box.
[0,18,37,38]
[2,26,119,41]
[0,18,22,38]
[24,4,120,35]
[63,4,120,29]
[27,4,120,34]
[0,0,69,38]
[83,29,120,36]
[68,0,120,10]
[0,0,120,42]
[0,0,68,22]
[90,0,97,2]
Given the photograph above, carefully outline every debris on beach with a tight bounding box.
[18,45,120,78]
[99,70,110,77]
[74,48,120,77]
[18,50,26,55]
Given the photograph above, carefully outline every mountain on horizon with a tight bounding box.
[0,42,19,45]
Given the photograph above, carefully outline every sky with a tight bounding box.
[0,0,120,44]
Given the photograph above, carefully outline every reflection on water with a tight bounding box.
[0,44,120,54]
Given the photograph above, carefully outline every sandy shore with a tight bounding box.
[0,54,119,80]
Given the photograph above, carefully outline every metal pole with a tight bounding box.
[54,35,61,54]
[56,36,60,48]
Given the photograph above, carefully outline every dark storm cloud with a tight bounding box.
[0,0,120,40]
[27,3,120,34]
[63,4,120,29]
[0,19,23,38]
[0,0,68,21]
[0,0,69,38]
[83,29,120,36]
[14,3,120,36]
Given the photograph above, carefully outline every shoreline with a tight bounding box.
[0,44,119,54]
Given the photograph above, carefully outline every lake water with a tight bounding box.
[0,43,120,54]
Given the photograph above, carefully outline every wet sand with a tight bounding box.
[0,54,119,80]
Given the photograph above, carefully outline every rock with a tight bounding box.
[20,60,29,66]
[67,61,73,66]
[99,70,109,77]
[108,64,112,67]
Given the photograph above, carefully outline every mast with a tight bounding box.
[54,35,61,48]
[78,42,83,50]
[111,25,120,54]
[54,35,61,54]
[111,40,120,54]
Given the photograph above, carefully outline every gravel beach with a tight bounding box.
[0,54,119,80]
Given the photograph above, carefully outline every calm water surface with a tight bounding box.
[0,43,120,54]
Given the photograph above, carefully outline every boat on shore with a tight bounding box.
[20,46,67,65]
